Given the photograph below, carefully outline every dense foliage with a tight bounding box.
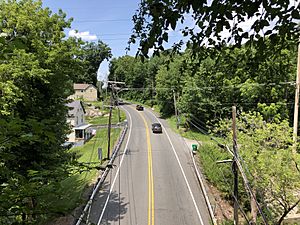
[0,0,111,223]
[109,41,297,122]
[129,0,299,58]
[76,40,112,86]
[205,112,300,224]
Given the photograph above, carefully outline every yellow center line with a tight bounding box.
[130,105,154,225]
[141,114,154,225]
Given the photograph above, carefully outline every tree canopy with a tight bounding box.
[76,40,112,86]
[0,0,111,223]
[129,0,300,57]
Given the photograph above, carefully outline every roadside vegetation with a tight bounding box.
[39,98,125,223]
[39,128,121,224]
[0,1,113,224]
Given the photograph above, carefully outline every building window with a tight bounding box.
[81,115,83,123]
[75,130,84,139]
[81,90,84,92]
[90,89,93,92]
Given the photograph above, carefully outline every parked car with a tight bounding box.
[136,105,144,111]
[152,123,162,133]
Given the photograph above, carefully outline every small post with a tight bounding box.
[232,106,239,225]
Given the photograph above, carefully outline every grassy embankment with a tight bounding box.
[85,101,126,125]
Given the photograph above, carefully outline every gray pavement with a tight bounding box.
[87,104,211,225]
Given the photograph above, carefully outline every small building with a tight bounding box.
[69,83,98,102]
[66,100,93,145]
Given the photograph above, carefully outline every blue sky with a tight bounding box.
[42,0,185,81]
[43,0,142,80]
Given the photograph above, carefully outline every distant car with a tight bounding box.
[152,123,162,133]
[62,142,74,150]
[136,105,144,111]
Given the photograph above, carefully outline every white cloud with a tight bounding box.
[68,29,97,41]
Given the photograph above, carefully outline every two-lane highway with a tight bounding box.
[88,104,211,225]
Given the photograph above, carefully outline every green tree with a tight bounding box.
[129,0,299,57]
[108,55,164,102]
[76,40,112,86]
[0,0,83,223]
[213,112,300,224]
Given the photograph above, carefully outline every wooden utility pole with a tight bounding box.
[173,90,179,129]
[107,91,113,159]
[293,37,300,152]
[232,106,239,225]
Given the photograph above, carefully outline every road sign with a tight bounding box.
[192,144,198,151]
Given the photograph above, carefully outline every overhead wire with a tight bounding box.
[73,19,131,23]
[120,81,296,91]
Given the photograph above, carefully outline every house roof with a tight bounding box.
[66,100,85,116]
[74,83,96,90]
[74,124,92,130]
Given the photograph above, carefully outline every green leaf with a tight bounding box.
[292,9,300,19]
[163,32,168,42]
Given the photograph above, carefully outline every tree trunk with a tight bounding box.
[277,198,300,224]
[251,173,258,224]
[250,191,258,224]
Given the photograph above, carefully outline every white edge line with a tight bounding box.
[191,151,217,224]
[147,109,205,225]
[97,107,133,225]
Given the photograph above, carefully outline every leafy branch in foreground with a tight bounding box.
[129,0,299,57]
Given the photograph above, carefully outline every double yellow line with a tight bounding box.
[140,113,155,225]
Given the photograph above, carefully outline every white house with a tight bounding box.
[69,83,98,102]
[66,100,93,144]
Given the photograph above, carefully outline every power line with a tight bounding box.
[122,81,296,91]
[73,19,131,23]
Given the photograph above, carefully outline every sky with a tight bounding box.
[42,0,140,81]
[42,0,185,82]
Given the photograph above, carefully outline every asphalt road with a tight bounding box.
[87,104,211,225]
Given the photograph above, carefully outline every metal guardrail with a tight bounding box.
[75,123,128,225]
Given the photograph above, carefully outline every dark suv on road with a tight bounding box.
[152,123,162,133]
[136,105,144,111]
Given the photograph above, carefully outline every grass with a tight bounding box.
[42,127,122,221]
[84,101,126,125]
[166,115,213,144]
